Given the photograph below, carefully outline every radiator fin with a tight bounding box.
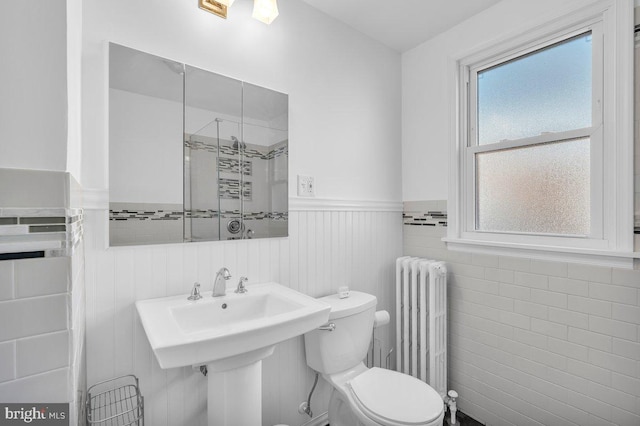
[395,257,448,398]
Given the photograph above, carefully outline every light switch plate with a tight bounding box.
[297,175,315,197]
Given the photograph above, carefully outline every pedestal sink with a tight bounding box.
[135,282,331,425]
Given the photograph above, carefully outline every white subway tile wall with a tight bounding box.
[0,261,13,301]
[14,257,70,298]
[0,169,85,424]
[404,200,640,426]
[0,368,70,403]
[0,259,71,403]
[0,341,15,383]
[16,331,70,378]
[85,208,402,426]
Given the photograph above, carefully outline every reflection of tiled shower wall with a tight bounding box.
[110,137,288,245]
[267,139,289,238]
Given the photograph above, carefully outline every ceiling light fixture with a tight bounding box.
[252,0,279,25]
[198,0,278,24]
[199,0,228,19]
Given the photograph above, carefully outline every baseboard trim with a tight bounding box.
[290,197,402,212]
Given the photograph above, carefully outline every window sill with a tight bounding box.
[442,237,639,269]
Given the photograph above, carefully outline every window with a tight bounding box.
[468,30,601,239]
[447,1,635,268]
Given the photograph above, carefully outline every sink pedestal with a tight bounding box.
[208,361,262,426]
[205,346,275,426]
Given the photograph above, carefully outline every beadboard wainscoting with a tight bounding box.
[84,203,402,426]
[404,201,640,426]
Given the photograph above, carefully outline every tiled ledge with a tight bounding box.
[0,168,83,258]
[0,209,83,257]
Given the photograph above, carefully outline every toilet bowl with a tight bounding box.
[304,291,445,426]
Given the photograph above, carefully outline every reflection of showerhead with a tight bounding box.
[231,136,246,150]
[162,60,184,75]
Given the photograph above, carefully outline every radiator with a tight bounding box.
[395,256,448,397]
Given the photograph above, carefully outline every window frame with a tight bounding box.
[465,23,604,245]
[446,0,636,268]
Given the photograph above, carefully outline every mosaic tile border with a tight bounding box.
[0,208,84,257]
[403,211,448,227]
[185,139,288,160]
[110,208,287,221]
[110,209,183,221]
[407,205,639,239]
[187,211,288,221]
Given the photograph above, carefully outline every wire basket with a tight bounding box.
[86,375,144,426]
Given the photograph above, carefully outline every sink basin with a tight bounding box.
[135,282,331,370]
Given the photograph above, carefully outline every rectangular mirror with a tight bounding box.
[109,44,185,246]
[109,44,288,246]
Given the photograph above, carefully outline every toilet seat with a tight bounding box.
[347,368,444,426]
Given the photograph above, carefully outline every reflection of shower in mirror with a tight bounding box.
[231,136,246,150]
[162,59,185,75]
[108,43,288,246]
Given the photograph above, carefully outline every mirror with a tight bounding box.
[109,44,288,246]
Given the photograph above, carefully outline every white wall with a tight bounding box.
[401,0,601,201]
[67,0,83,181]
[0,0,68,173]
[83,0,402,202]
[84,0,403,424]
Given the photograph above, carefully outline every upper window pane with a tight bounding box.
[477,32,592,145]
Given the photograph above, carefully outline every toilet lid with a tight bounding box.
[348,368,444,425]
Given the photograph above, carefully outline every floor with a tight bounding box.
[444,410,485,426]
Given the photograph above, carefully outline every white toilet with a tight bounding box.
[304,291,445,426]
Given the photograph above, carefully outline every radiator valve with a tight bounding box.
[445,390,458,425]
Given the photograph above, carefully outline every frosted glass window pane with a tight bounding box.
[476,138,590,235]
[478,33,592,145]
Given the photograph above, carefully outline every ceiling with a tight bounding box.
[300,0,502,52]
[110,44,288,123]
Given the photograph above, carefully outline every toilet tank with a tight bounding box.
[304,291,377,375]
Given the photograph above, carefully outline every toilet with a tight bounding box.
[304,291,445,426]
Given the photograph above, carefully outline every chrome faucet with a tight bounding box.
[187,282,202,301]
[235,277,249,294]
[212,267,232,297]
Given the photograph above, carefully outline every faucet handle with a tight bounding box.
[235,277,249,294]
[188,282,202,301]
